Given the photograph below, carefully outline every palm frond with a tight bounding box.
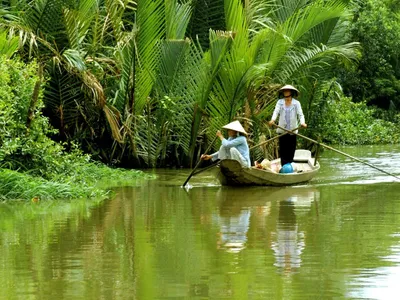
[112,31,136,113]
[165,0,192,39]
[23,0,68,48]
[134,0,165,115]
[63,0,97,50]
[105,0,136,41]
[224,0,248,43]
[274,42,360,84]
[154,39,202,157]
[62,48,86,71]
[244,0,276,34]
[187,30,233,162]
[134,114,165,167]
[156,39,191,94]
[256,0,349,76]
[272,0,309,22]
[43,68,83,134]
[0,29,19,57]
[81,70,106,108]
[103,104,123,142]
[280,0,348,44]
[187,0,225,49]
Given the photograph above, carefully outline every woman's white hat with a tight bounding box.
[222,120,247,135]
[279,84,299,94]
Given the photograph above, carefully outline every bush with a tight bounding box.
[310,95,400,145]
[0,56,152,201]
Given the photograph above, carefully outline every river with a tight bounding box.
[1,145,400,299]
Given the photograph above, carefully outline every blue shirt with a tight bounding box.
[211,135,250,166]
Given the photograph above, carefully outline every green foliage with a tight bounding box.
[204,0,359,153]
[310,87,400,145]
[0,56,152,201]
[339,0,400,109]
[0,0,365,168]
[187,0,225,49]
[0,29,19,58]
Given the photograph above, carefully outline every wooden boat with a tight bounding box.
[215,149,320,186]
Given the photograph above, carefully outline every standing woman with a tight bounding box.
[268,85,307,167]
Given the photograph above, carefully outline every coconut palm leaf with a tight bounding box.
[245,0,276,34]
[165,0,192,39]
[255,0,348,76]
[112,31,136,113]
[104,0,137,41]
[205,0,251,132]
[325,17,352,47]
[134,0,165,115]
[154,39,203,159]
[186,30,233,163]
[62,0,97,50]
[0,29,19,57]
[204,0,357,142]
[272,43,359,84]
[43,68,83,137]
[151,28,233,165]
[133,0,202,165]
[118,0,166,164]
[273,0,309,22]
[187,0,225,49]
[62,48,86,71]
[156,39,191,95]
[23,0,68,50]
[134,113,167,167]
[280,0,348,43]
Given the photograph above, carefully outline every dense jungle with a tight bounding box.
[0,0,400,200]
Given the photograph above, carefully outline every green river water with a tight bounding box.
[1,145,400,299]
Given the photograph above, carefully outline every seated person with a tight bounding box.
[201,120,250,168]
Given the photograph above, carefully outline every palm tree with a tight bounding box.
[201,0,359,161]
[0,0,360,168]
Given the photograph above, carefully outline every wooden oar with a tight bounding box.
[273,124,400,181]
[192,160,220,176]
[182,135,219,187]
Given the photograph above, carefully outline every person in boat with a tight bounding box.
[201,120,251,168]
[268,84,307,167]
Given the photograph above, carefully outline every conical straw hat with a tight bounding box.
[222,120,247,135]
[279,84,299,94]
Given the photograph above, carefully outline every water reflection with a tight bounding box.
[209,186,319,268]
[3,168,400,299]
[270,190,317,276]
[272,199,305,274]
[215,189,252,253]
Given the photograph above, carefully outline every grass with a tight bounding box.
[0,164,155,201]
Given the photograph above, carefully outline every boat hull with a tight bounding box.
[215,157,320,186]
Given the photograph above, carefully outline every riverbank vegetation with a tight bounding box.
[0,57,151,201]
[0,0,399,199]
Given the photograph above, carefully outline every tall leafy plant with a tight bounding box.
[203,0,359,154]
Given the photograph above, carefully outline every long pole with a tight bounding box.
[274,124,400,180]
[182,135,219,187]
[249,126,301,150]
